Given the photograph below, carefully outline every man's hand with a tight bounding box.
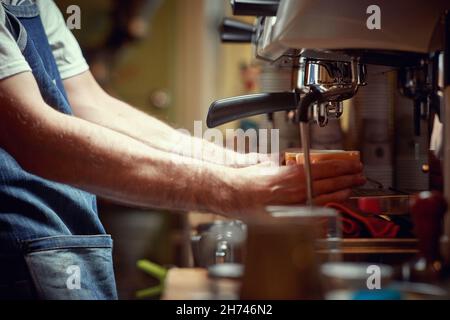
[230,160,365,215]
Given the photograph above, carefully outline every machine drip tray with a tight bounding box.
[349,188,411,216]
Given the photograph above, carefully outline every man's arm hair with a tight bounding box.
[0,72,238,214]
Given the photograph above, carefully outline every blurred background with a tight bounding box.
[55,0,258,299]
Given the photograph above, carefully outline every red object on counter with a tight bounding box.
[409,191,447,262]
[357,197,382,214]
[405,191,447,283]
[326,202,400,238]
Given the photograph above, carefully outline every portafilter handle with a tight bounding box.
[206,92,300,128]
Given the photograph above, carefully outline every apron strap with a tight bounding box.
[2,4,27,52]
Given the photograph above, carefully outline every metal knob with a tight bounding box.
[231,0,280,16]
[220,18,255,43]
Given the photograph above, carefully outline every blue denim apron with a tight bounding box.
[0,2,117,299]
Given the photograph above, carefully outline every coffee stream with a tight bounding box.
[300,122,314,206]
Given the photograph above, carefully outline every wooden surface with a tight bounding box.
[162,268,210,300]
[170,214,420,299]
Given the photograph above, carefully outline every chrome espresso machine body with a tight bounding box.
[207,0,450,244]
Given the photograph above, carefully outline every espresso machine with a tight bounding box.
[207,0,450,261]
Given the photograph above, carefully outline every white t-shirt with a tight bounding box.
[0,0,88,80]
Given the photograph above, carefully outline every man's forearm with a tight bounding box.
[65,72,258,167]
[75,97,257,167]
[1,92,238,214]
